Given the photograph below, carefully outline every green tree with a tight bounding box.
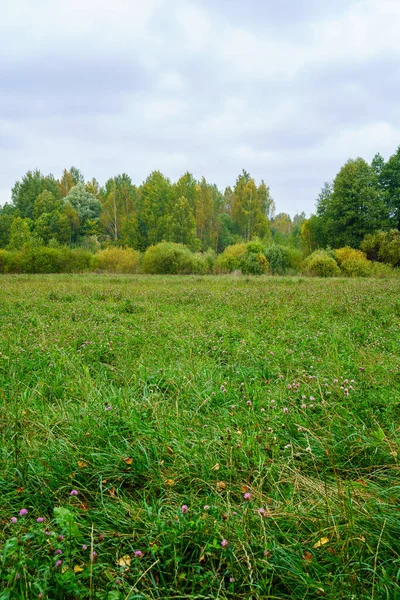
[100,174,137,241]
[140,171,172,246]
[318,159,388,248]
[0,204,18,248]
[232,171,269,240]
[379,146,400,229]
[64,183,101,225]
[165,196,197,248]
[12,170,60,220]
[33,191,61,220]
[8,217,32,250]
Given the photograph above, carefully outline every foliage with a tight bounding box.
[215,243,248,273]
[7,216,32,250]
[95,247,140,274]
[264,243,289,274]
[361,229,400,267]
[64,183,101,224]
[335,247,373,277]
[141,241,200,274]
[303,249,341,277]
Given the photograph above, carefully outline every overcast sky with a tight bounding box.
[1,0,400,215]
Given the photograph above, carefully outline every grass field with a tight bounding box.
[0,274,400,599]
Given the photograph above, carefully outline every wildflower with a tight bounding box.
[231,405,236,410]
[283,407,289,414]
[19,508,28,516]
[16,573,21,580]
[37,517,44,523]
[82,545,88,551]
[243,492,252,501]
[91,551,98,562]
[229,577,235,582]
[45,530,51,536]
[204,505,210,511]
[301,395,307,400]
[55,560,62,568]
[221,539,229,548]
[260,407,265,412]
[105,405,112,411]
[258,508,267,517]
[246,400,252,406]
[134,550,143,558]
[10,517,17,524]
[301,403,307,409]
[70,489,79,496]
[57,535,65,541]
[309,396,315,401]
[181,505,189,514]
[344,389,349,396]
[55,549,62,555]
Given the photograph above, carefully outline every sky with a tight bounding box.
[1,0,400,216]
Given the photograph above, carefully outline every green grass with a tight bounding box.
[0,274,399,599]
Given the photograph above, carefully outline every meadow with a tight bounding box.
[0,274,399,599]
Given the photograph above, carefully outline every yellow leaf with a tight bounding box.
[116,555,131,567]
[78,460,87,468]
[167,446,174,455]
[313,537,329,549]
[74,564,84,573]
[165,479,175,486]
[211,463,220,471]
[123,457,133,465]
[216,481,226,492]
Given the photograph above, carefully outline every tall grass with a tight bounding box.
[0,275,399,599]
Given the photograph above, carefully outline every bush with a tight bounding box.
[285,247,303,273]
[264,244,289,274]
[335,247,373,277]
[141,242,198,274]
[215,243,248,273]
[303,250,340,277]
[0,249,9,273]
[60,249,94,272]
[241,252,269,275]
[361,230,400,266]
[95,247,139,274]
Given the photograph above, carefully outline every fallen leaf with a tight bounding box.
[16,487,24,493]
[78,460,87,468]
[211,463,220,471]
[241,484,249,493]
[108,487,116,498]
[165,479,175,486]
[313,537,329,549]
[116,555,131,567]
[74,565,84,573]
[216,481,226,492]
[123,457,133,465]
[167,447,174,455]
[303,551,313,561]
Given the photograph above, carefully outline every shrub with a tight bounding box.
[95,247,139,274]
[215,243,248,273]
[335,247,373,277]
[264,244,289,274]
[361,230,400,266]
[60,249,94,272]
[141,242,197,274]
[303,250,340,277]
[285,247,303,273]
[241,252,269,275]
[13,247,63,274]
[0,249,9,273]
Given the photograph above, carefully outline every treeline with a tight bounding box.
[1,145,400,274]
[0,168,277,253]
[304,146,400,253]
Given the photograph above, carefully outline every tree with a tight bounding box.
[140,171,172,246]
[100,174,137,241]
[232,171,269,240]
[64,183,101,224]
[0,204,18,248]
[58,169,75,197]
[379,146,400,229]
[8,217,32,250]
[33,191,61,220]
[165,196,197,248]
[318,159,388,248]
[12,170,60,219]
